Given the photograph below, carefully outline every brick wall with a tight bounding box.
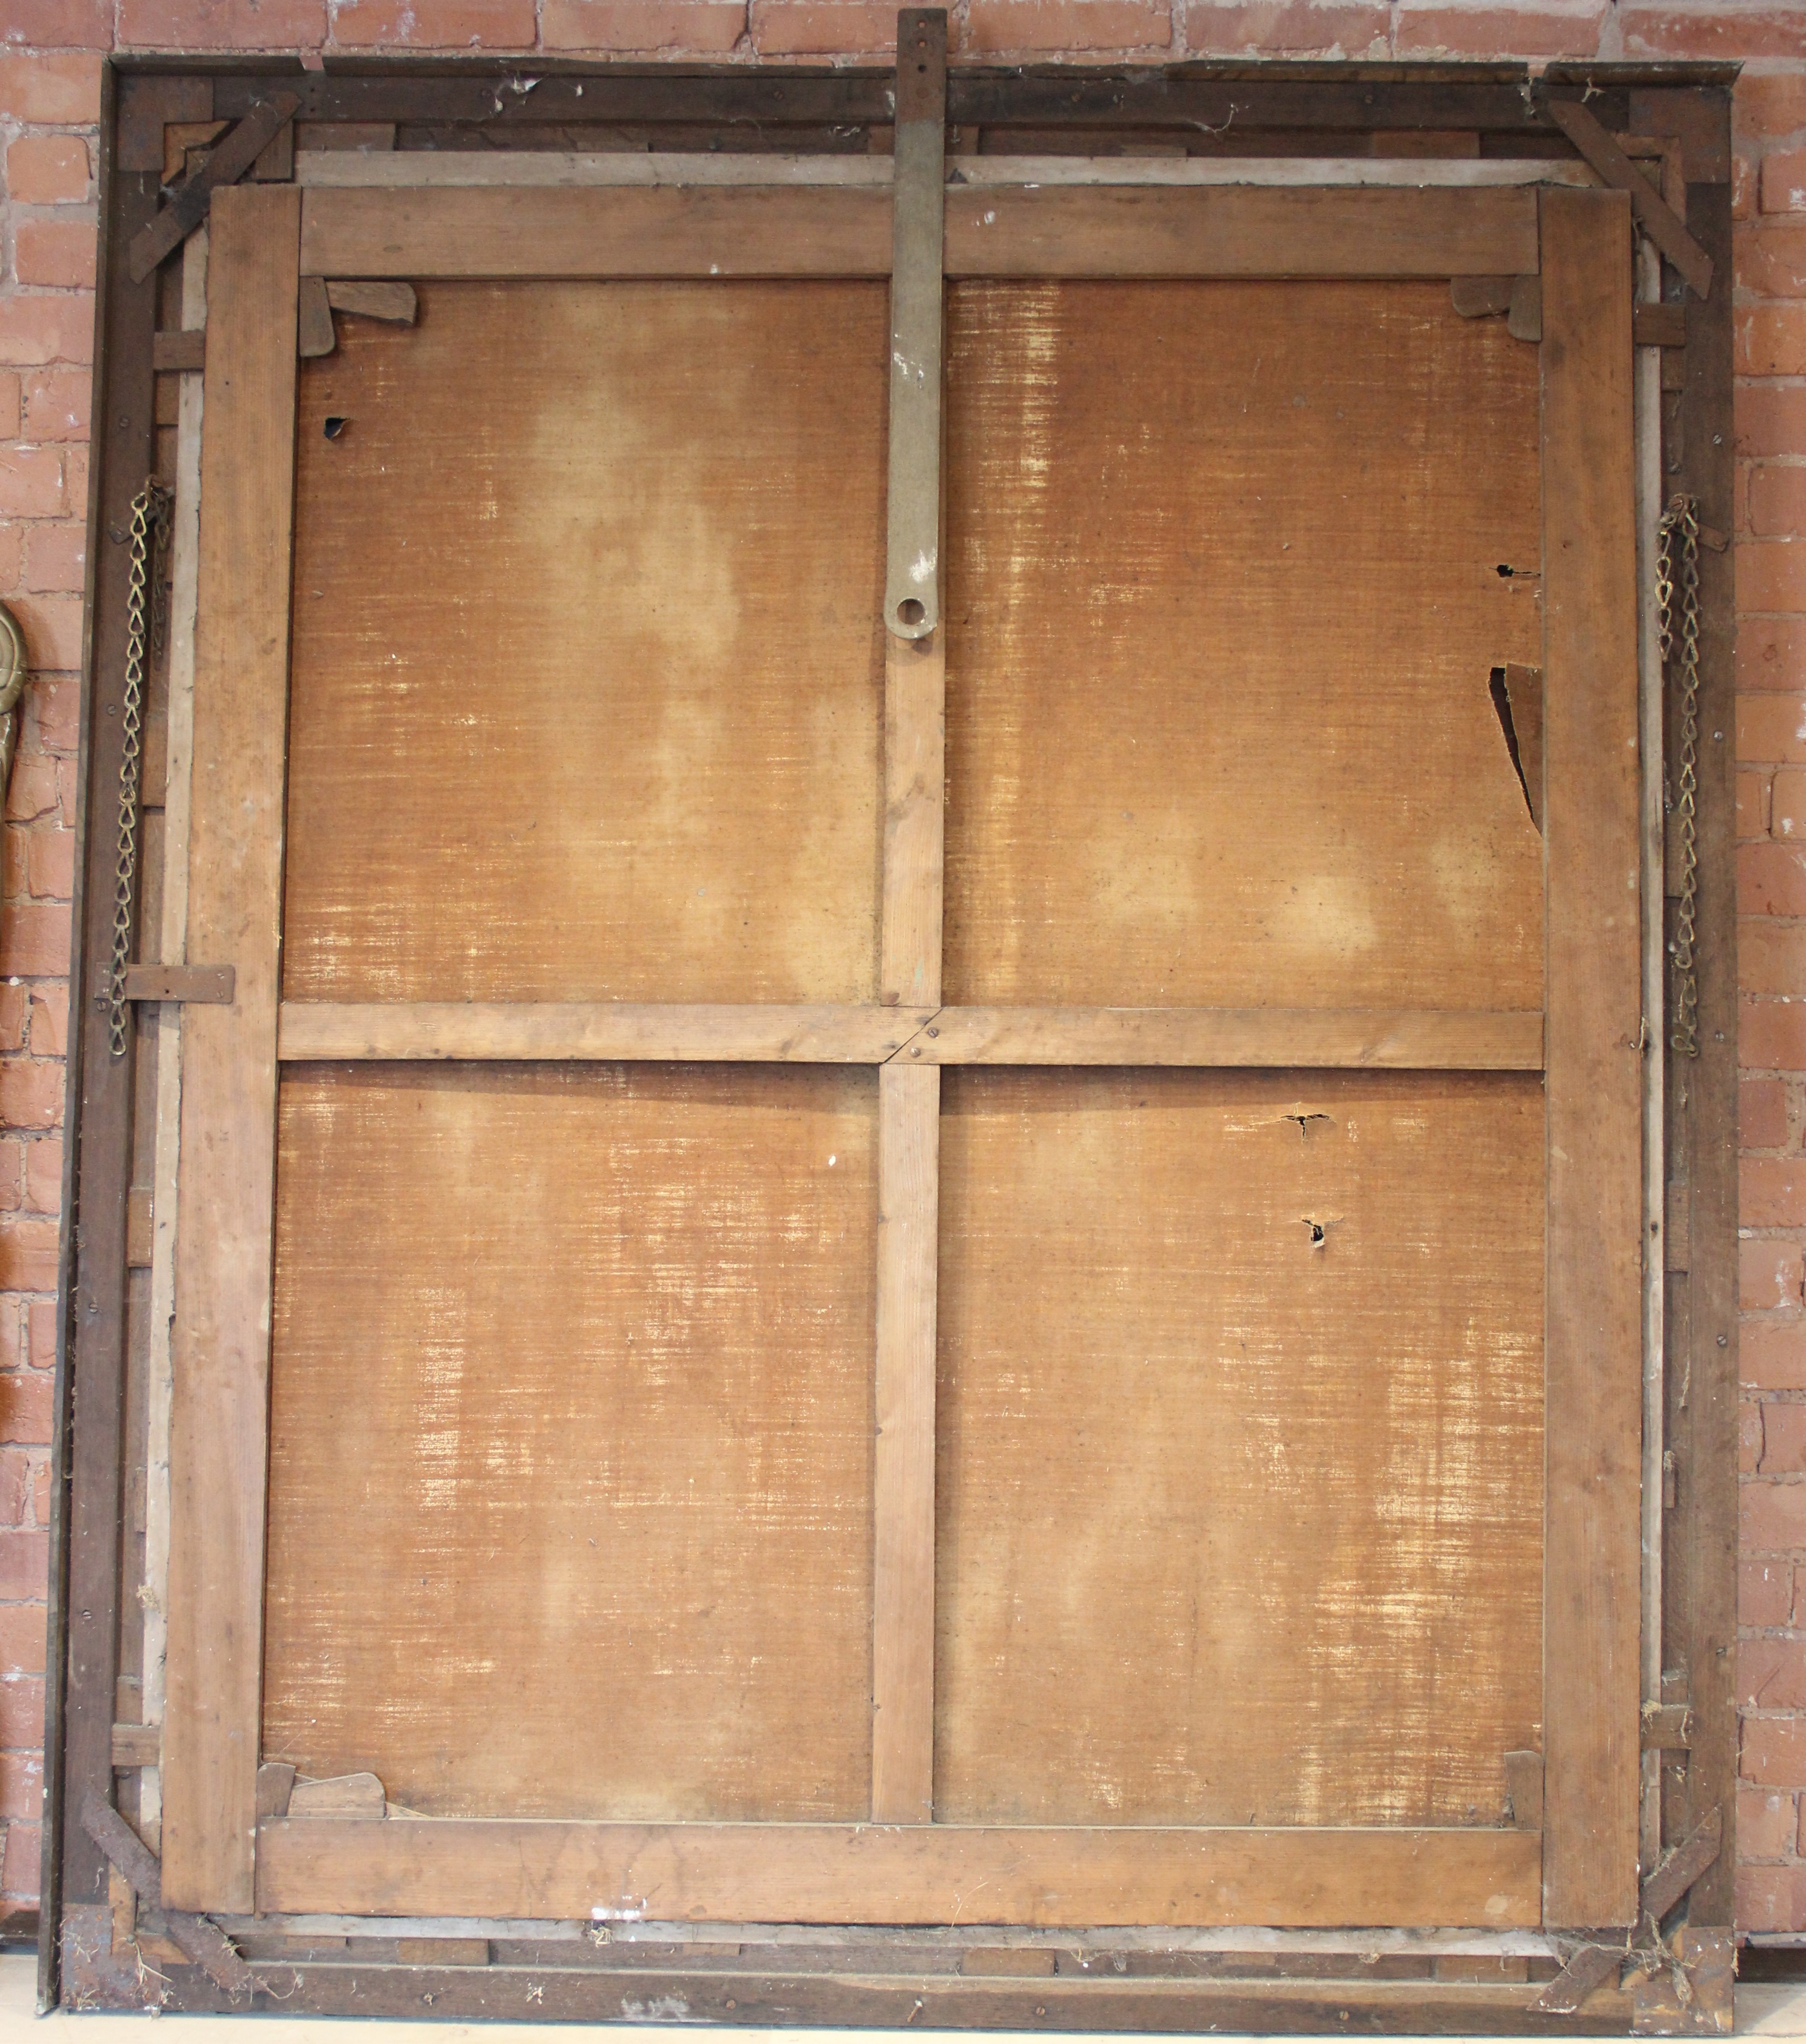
[0,0,1801,1932]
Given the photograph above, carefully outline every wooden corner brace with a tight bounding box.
[79,1792,254,1996]
[1544,98,1713,299]
[1532,1809,1723,2016]
[127,93,299,285]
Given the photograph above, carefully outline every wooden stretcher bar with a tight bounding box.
[273,1003,1548,1070]
[297,183,1541,281]
[255,1817,1543,1930]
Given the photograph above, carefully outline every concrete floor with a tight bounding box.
[2,1959,1804,2040]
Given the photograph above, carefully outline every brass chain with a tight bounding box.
[1658,493,1702,1062]
[109,480,172,1059]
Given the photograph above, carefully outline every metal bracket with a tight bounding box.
[122,964,234,1005]
[882,8,947,643]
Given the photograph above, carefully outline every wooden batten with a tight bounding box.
[1537,184,1643,1930]
[255,1819,1543,1929]
[159,185,302,1916]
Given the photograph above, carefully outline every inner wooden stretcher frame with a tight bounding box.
[146,36,1642,1948]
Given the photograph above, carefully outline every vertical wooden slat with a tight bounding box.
[871,6,947,1825]
[1539,184,1643,1930]
[159,185,300,1914]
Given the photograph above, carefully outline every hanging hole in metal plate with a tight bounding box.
[896,597,927,629]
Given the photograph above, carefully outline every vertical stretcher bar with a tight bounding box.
[872,5,947,1826]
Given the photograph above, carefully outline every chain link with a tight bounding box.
[1659,492,1702,1062]
[108,480,171,1060]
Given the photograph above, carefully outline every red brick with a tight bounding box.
[33,1459,48,1526]
[54,758,77,825]
[0,1222,56,1297]
[1745,767,1775,838]
[1744,1633,1806,1708]
[4,137,89,208]
[332,0,536,42]
[1775,764,1806,834]
[0,989,27,1058]
[1746,1078,1791,1147]
[1764,1401,1806,1475]
[1740,306,1806,378]
[1176,2,1385,54]
[23,1138,58,1220]
[0,0,113,44]
[1743,1236,1803,1309]
[118,0,329,46]
[1743,1860,1806,1932]
[1745,1158,1806,1227]
[0,1753,42,1825]
[0,295,91,371]
[0,1060,63,1133]
[13,219,97,292]
[0,54,102,124]
[0,1675,42,1759]
[1766,148,1806,215]
[27,986,64,1060]
[25,1304,53,1373]
[964,0,1171,49]
[0,1529,45,1608]
[5,597,79,675]
[1746,923,1806,1002]
[1742,695,1806,762]
[1,1818,38,1902]
[1740,386,1806,462]
[1739,218,1806,297]
[540,0,747,45]
[1742,75,1806,142]
[0,450,59,523]
[1392,5,1603,58]
[1744,1783,1799,1859]
[1748,1397,1769,1471]
[25,830,71,905]
[1747,1556,1795,1625]
[1743,1000,1806,1070]
[63,445,85,520]
[0,525,18,595]
[1752,623,1806,697]
[1737,150,1757,223]
[748,0,895,46]
[0,379,18,446]
[0,1453,29,1529]
[22,522,83,596]
[0,1372,50,1448]
[7,759,57,833]
[1624,9,1806,61]
[1743,844,1806,915]
[1744,1712,1806,1783]
[1754,468,1806,541]
[28,679,79,755]
[22,369,91,444]
[0,1605,45,1680]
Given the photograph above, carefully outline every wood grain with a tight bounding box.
[263,1064,877,1823]
[299,186,894,278]
[1537,187,1643,1931]
[297,185,1537,281]
[942,280,1545,1009]
[160,186,300,1915]
[944,185,1540,278]
[283,281,886,1005]
[871,1064,940,1822]
[905,1007,1544,1069]
[935,1069,1544,1828]
[254,1816,1542,1928]
[277,1003,932,1063]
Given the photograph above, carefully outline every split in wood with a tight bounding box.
[1489,663,1544,832]
[80,1791,254,1997]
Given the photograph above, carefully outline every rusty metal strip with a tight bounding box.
[882,8,946,642]
[121,963,234,1005]
[127,94,298,285]
[1544,99,1713,298]
[79,1794,253,1996]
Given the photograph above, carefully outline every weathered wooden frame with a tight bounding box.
[44,49,1738,2033]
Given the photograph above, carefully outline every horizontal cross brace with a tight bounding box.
[276,1002,1543,1070]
